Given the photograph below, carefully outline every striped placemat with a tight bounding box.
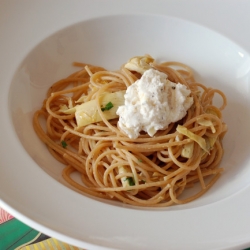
[0,207,85,250]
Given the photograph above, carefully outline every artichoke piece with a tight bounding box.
[177,125,208,153]
[75,90,125,128]
[124,55,154,74]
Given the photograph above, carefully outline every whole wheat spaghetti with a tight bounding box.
[33,55,227,207]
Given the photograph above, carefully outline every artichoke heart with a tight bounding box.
[124,55,154,74]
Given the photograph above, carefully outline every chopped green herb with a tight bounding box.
[125,177,135,186]
[101,101,114,111]
[61,140,67,148]
[138,159,143,162]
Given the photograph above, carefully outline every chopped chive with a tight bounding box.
[125,177,135,186]
[138,159,143,162]
[61,140,67,148]
[101,101,114,111]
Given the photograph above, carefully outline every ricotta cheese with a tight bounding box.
[116,68,193,139]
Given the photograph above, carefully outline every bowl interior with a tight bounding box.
[9,14,250,210]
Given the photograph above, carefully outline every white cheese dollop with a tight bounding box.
[116,68,194,139]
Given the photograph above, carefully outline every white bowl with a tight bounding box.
[10,13,250,208]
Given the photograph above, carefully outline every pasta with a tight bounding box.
[33,56,227,207]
